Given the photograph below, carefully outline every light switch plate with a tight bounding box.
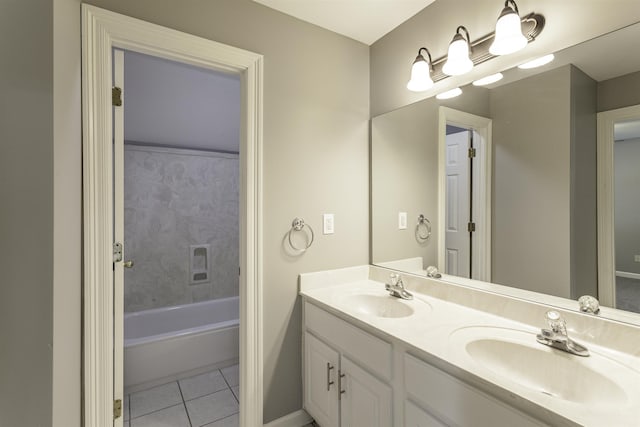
[635,255,640,263]
[323,214,335,235]
[399,212,407,230]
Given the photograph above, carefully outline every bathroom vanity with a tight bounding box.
[300,265,640,427]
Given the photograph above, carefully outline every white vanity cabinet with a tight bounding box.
[303,302,393,427]
[403,354,547,427]
[304,333,340,427]
[303,299,550,427]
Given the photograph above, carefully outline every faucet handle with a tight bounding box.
[578,295,600,314]
[545,310,567,335]
[389,273,400,286]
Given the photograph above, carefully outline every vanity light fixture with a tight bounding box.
[442,26,474,76]
[489,0,528,55]
[472,72,504,86]
[517,53,555,69]
[407,47,434,92]
[405,8,544,91]
[436,87,462,100]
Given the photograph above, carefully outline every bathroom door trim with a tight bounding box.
[82,5,264,427]
[438,107,492,281]
[597,104,640,307]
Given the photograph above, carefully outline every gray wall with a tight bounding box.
[124,146,239,312]
[569,66,598,298]
[85,0,370,422]
[1,1,82,425]
[598,70,640,112]
[615,138,640,274]
[0,1,54,426]
[490,66,572,297]
[371,86,490,268]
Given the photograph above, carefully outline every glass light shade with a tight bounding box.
[406,57,434,92]
[490,8,528,55]
[436,87,462,100]
[442,36,473,76]
[472,73,504,86]
[517,54,554,69]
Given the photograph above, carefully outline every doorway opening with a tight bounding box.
[438,107,492,282]
[116,49,242,425]
[597,104,640,312]
[82,6,263,427]
[443,125,479,278]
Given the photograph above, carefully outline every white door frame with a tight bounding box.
[597,104,640,307]
[82,5,263,427]
[438,107,492,281]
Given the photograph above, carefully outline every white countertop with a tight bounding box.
[300,266,640,427]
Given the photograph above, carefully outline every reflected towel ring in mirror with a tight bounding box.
[288,217,315,252]
[416,214,432,242]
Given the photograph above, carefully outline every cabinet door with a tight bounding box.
[340,356,392,427]
[305,333,340,427]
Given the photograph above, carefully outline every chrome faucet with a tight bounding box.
[536,310,589,357]
[385,273,413,300]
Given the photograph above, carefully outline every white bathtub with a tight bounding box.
[124,296,239,390]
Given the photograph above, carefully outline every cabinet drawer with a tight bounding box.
[404,354,547,427]
[305,302,392,380]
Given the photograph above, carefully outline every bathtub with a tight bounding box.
[124,296,239,390]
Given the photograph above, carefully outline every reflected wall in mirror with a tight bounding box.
[372,21,640,315]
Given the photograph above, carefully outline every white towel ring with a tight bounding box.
[416,214,431,242]
[288,217,315,252]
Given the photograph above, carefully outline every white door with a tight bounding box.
[340,356,392,427]
[445,130,471,277]
[304,333,340,427]
[112,48,125,427]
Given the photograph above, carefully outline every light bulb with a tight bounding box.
[490,5,528,55]
[443,31,473,76]
[406,53,433,92]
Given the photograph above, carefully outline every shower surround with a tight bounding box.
[124,144,239,313]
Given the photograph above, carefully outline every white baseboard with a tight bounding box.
[263,409,313,427]
[616,271,640,281]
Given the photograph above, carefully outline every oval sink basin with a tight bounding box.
[338,294,415,318]
[449,327,640,406]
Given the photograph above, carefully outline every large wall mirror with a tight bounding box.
[371,21,640,319]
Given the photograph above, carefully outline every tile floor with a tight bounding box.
[124,363,316,427]
[124,364,240,427]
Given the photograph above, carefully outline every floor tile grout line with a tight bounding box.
[129,402,186,421]
[201,411,240,427]
[219,367,239,404]
[177,380,194,427]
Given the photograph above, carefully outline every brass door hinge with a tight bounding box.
[468,222,476,232]
[113,242,123,263]
[468,147,476,158]
[113,399,122,419]
[112,87,123,106]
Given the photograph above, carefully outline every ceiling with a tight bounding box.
[253,0,436,45]
[124,51,240,152]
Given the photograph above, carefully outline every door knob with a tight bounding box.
[123,260,134,268]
